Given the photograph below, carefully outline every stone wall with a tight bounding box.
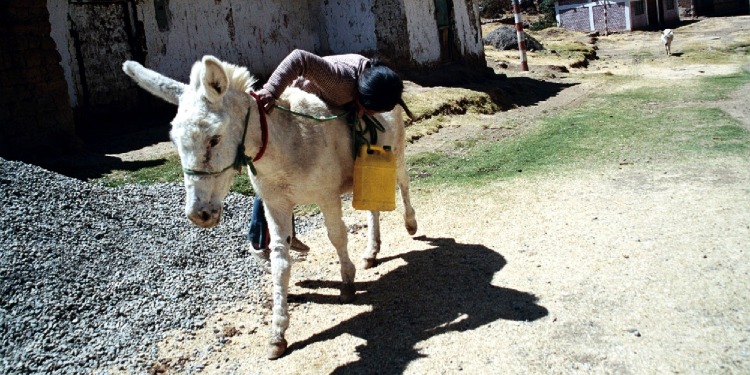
[557,1,630,32]
[559,7,595,31]
[593,2,628,31]
[0,1,80,160]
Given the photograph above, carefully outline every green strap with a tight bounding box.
[183,107,256,176]
[182,163,236,176]
[274,103,385,159]
[349,112,386,159]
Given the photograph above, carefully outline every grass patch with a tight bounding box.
[545,41,595,54]
[233,174,255,196]
[95,154,183,187]
[403,88,501,142]
[529,28,596,58]
[406,115,450,143]
[530,27,588,43]
[453,139,479,149]
[486,37,596,70]
[93,154,255,196]
[630,50,655,61]
[609,69,750,102]
[408,71,750,186]
[725,40,750,53]
[700,70,750,99]
[679,41,750,64]
[402,87,499,121]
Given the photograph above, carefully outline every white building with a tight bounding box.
[46,0,486,118]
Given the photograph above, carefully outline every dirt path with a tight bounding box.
[137,17,750,374]
[150,157,750,374]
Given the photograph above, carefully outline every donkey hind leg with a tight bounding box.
[397,157,418,235]
[263,204,293,359]
[360,153,417,270]
[362,211,381,269]
[319,199,356,302]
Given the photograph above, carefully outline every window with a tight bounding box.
[633,0,645,15]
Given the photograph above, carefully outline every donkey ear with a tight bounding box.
[199,55,229,104]
[122,61,184,105]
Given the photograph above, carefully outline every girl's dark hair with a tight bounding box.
[357,59,404,113]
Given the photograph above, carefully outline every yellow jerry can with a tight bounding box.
[353,145,396,211]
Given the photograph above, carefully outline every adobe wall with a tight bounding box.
[47,0,487,110]
[0,1,80,160]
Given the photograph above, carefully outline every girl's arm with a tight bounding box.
[261,50,360,107]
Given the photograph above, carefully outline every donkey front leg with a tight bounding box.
[263,204,294,359]
[319,199,356,302]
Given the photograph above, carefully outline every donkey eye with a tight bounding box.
[209,136,221,148]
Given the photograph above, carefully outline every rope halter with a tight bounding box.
[181,92,268,177]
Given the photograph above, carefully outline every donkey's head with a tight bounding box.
[123,56,256,228]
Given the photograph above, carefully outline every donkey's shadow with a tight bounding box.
[288,236,548,373]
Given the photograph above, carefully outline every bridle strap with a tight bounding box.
[181,92,269,177]
[248,91,268,163]
[182,107,254,177]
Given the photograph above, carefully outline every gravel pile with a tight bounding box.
[483,26,544,51]
[0,157,320,374]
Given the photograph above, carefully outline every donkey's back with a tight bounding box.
[261,87,407,206]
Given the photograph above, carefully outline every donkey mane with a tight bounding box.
[189,59,258,93]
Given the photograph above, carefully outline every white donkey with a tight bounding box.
[122,56,417,359]
[661,29,674,56]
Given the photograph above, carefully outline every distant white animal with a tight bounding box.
[661,29,674,55]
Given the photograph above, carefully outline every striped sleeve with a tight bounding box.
[262,49,367,107]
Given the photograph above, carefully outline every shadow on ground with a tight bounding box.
[41,155,169,181]
[288,236,548,373]
[39,123,173,181]
[408,64,578,113]
[472,76,578,110]
[79,124,172,155]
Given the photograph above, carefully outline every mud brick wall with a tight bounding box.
[0,1,80,160]
[558,1,631,32]
[593,3,627,31]
[559,7,592,31]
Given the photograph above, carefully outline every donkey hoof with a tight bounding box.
[340,283,356,303]
[406,222,418,236]
[362,258,377,269]
[268,338,288,360]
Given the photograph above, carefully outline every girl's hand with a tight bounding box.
[256,89,276,113]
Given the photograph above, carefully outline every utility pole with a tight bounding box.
[511,0,529,71]
[603,0,610,36]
